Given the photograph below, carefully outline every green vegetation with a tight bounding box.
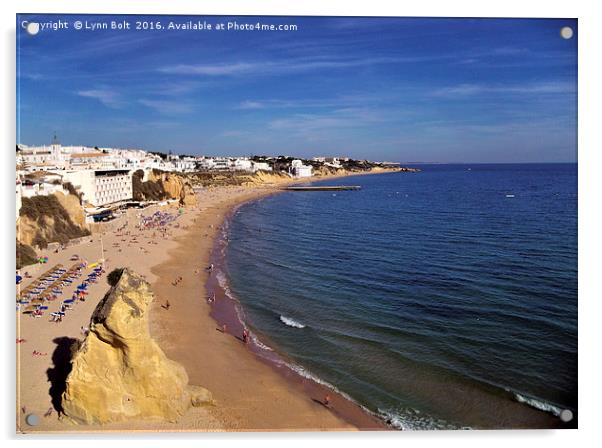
[341,159,374,170]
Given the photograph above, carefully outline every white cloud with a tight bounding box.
[159,56,430,78]
[160,62,257,76]
[138,99,193,114]
[77,88,123,108]
[237,100,265,110]
[431,82,575,98]
[267,107,389,136]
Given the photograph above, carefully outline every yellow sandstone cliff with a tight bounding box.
[17,192,89,247]
[148,170,197,206]
[61,269,213,425]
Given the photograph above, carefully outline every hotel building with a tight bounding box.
[62,169,133,207]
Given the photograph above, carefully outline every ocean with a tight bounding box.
[222,164,577,429]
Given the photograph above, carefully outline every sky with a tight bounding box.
[17,15,577,162]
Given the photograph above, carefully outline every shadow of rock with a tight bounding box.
[46,336,79,415]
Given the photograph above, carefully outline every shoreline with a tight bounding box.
[148,170,397,431]
[15,167,571,432]
[15,169,400,432]
[177,169,568,431]
[205,193,387,430]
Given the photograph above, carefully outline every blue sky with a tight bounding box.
[17,15,577,162]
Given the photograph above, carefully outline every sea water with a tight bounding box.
[224,164,577,429]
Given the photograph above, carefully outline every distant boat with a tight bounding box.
[506,194,515,198]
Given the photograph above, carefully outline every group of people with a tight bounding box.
[138,210,179,231]
[172,276,183,286]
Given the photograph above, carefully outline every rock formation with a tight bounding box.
[149,170,197,206]
[61,269,213,425]
[17,192,90,248]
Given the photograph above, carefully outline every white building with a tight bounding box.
[172,157,197,172]
[18,140,68,171]
[324,157,342,168]
[62,169,132,207]
[290,159,313,178]
[210,157,231,170]
[69,152,115,170]
[231,158,252,171]
[251,161,272,172]
[313,156,341,168]
[20,181,68,199]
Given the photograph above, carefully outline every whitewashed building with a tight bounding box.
[20,181,68,199]
[62,169,132,207]
[231,158,252,171]
[290,159,313,178]
[251,161,272,172]
[172,157,197,172]
[324,157,342,168]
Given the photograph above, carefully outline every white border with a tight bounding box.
[2,1,600,447]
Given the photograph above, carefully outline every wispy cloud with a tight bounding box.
[77,88,123,108]
[431,81,575,98]
[138,99,194,114]
[268,107,389,136]
[237,100,266,110]
[160,62,257,76]
[159,56,435,78]
[235,93,399,111]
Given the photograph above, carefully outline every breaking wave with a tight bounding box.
[279,315,306,328]
[514,392,563,417]
[376,407,466,430]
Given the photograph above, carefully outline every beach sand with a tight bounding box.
[17,172,390,433]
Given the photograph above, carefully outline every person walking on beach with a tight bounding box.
[324,394,331,407]
[242,329,249,344]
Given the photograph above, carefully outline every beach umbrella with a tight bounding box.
[16,275,22,284]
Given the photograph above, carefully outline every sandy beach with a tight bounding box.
[17,172,392,433]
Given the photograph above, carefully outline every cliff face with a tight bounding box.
[133,170,197,206]
[152,171,197,206]
[17,192,90,248]
[62,269,213,425]
[241,171,292,186]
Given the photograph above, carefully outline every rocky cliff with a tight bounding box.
[17,192,90,249]
[153,171,197,206]
[61,269,213,425]
[132,170,196,206]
